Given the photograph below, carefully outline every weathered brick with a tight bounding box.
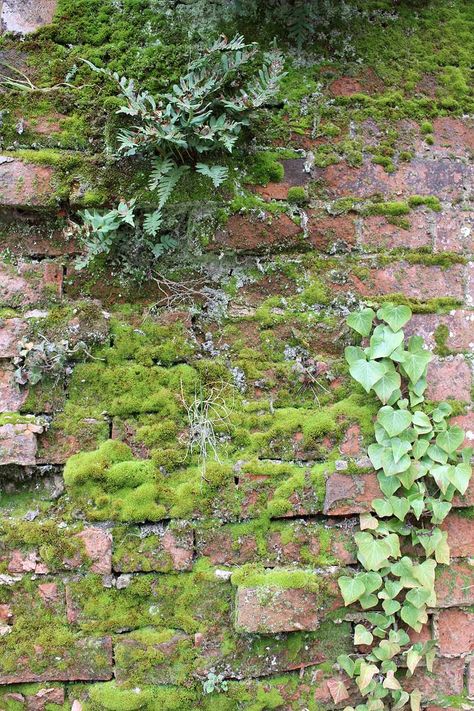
[75,528,112,575]
[0,637,113,684]
[210,213,303,252]
[438,608,474,655]
[1,0,58,34]
[434,209,474,254]
[405,310,474,352]
[0,364,27,413]
[426,356,471,401]
[307,213,356,251]
[0,261,62,308]
[0,423,39,466]
[0,318,27,358]
[329,77,362,96]
[369,263,465,301]
[359,212,432,250]
[436,561,474,607]
[26,687,65,710]
[468,658,474,697]
[196,520,356,567]
[0,157,54,208]
[441,512,474,558]
[324,472,379,516]
[113,522,194,573]
[403,656,464,699]
[235,587,321,633]
[432,117,474,157]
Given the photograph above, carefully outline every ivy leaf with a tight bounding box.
[349,359,387,393]
[408,493,425,520]
[368,325,404,359]
[345,345,366,365]
[448,462,471,495]
[355,532,391,571]
[346,308,375,336]
[429,498,451,524]
[354,624,373,646]
[377,471,401,497]
[360,572,383,594]
[382,598,401,615]
[412,559,436,591]
[436,426,464,454]
[372,639,400,661]
[389,496,410,521]
[337,654,355,678]
[381,449,411,477]
[410,689,422,711]
[401,349,432,385]
[411,411,432,435]
[435,535,450,565]
[326,678,349,703]
[405,587,430,608]
[359,593,379,609]
[432,402,452,422]
[372,498,393,517]
[412,438,430,460]
[356,661,379,692]
[400,603,423,632]
[368,443,387,470]
[338,576,366,605]
[380,580,403,599]
[431,464,452,494]
[377,303,412,332]
[377,406,412,437]
[406,647,422,676]
[393,691,410,710]
[383,669,401,690]
[366,612,392,629]
[373,370,402,405]
[426,444,448,464]
[360,512,379,530]
[391,438,412,463]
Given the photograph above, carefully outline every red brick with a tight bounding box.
[75,528,112,575]
[434,209,474,254]
[1,0,58,34]
[441,512,474,558]
[403,656,464,698]
[426,356,471,401]
[438,608,474,655]
[255,182,289,200]
[210,213,303,252]
[468,658,474,696]
[405,310,474,352]
[0,318,27,358]
[340,424,362,457]
[38,583,59,604]
[234,587,320,633]
[0,423,38,467]
[432,117,474,156]
[307,213,356,251]
[113,523,194,573]
[0,261,63,308]
[370,263,465,301]
[324,472,379,516]
[329,77,362,96]
[0,364,28,413]
[436,561,474,607]
[359,212,432,250]
[0,637,113,683]
[26,687,65,711]
[0,158,54,208]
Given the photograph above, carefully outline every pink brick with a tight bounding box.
[0,364,27,413]
[370,263,465,301]
[405,311,474,352]
[434,209,473,254]
[436,561,474,607]
[404,657,464,698]
[235,587,320,633]
[324,472,380,516]
[441,512,474,558]
[359,212,432,250]
[0,318,27,358]
[438,608,474,655]
[426,356,471,401]
[75,528,112,574]
[451,411,474,447]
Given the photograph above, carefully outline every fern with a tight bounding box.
[196,163,229,187]
[143,210,163,237]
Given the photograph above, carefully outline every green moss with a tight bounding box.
[407,195,441,212]
[287,186,307,205]
[231,564,322,592]
[246,152,284,185]
[433,323,450,356]
[88,682,152,710]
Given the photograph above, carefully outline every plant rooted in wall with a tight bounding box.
[77,35,284,270]
[337,303,472,709]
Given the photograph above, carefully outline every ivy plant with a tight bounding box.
[337,303,472,710]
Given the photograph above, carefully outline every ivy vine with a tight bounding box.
[337,303,472,710]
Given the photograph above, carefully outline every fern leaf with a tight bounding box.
[143,210,163,237]
[195,163,229,187]
[148,158,175,191]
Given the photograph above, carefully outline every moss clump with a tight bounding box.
[287,186,307,205]
[407,195,441,211]
[88,682,151,711]
[231,564,322,592]
[246,152,284,185]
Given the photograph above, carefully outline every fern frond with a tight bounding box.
[148,158,175,191]
[143,210,163,237]
[195,164,229,187]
